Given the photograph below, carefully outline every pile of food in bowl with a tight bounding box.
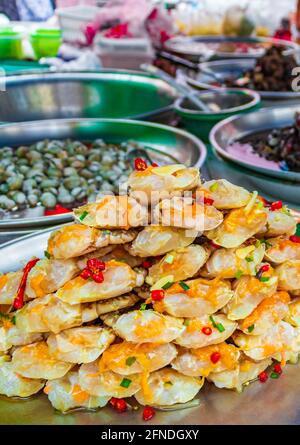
[0,161,300,420]
[225,45,297,92]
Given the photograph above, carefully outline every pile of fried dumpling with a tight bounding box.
[1,163,300,414]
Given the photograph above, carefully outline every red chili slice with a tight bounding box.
[13,258,40,309]
[87,258,105,271]
[142,260,152,269]
[202,326,212,336]
[259,264,270,273]
[80,268,92,280]
[151,289,165,301]
[134,158,147,171]
[92,272,104,283]
[110,397,127,413]
[258,371,268,383]
[289,235,300,244]
[143,406,155,421]
[270,201,283,211]
[204,197,214,206]
[274,363,282,375]
[210,352,221,364]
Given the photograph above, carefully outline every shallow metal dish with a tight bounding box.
[164,35,299,61]
[187,59,300,105]
[0,118,206,229]
[0,71,178,123]
[210,103,300,183]
[0,226,300,425]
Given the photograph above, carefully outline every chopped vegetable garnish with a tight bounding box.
[259,371,268,383]
[202,326,212,336]
[235,270,243,280]
[274,364,282,374]
[209,182,219,192]
[162,281,173,290]
[120,378,132,388]
[44,250,51,259]
[290,235,300,243]
[260,276,270,283]
[79,211,88,221]
[134,158,147,171]
[245,256,253,263]
[270,201,283,211]
[151,289,165,301]
[142,260,152,269]
[209,315,225,333]
[13,258,40,309]
[110,397,127,413]
[179,281,190,291]
[143,406,155,421]
[204,197,214,206]
[183,319,190,326]
[247,324,255,333]
[140,303,147,311]
[270,372,280,379]
[210,352,221,364]
[164,254,174,264]
[80,259,105,283]
[126,357,136,367]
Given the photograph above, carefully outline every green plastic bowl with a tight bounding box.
[0,29,23,60]
[30,29,62,58]
[175,89,261,143]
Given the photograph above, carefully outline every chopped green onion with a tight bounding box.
[126,357,136,367]
[164,381,173,386]
[79,211,88,221]
[183,319,190,326]
[235,270,243,280]
[179,281,190,291]
[164,254,174,265]
[44,250,51,259]
[245,256,253,263]
[209,315,225,333]
[120,378,132,388]
[140,303,147,311]
[270,372,279,379]
[209,182,219,192]
[247,324,255,333]
[256,201,264,209]
[260,276,270,282]
[103,230,111,235]
[162,281,173,290]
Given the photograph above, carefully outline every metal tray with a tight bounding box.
[0,227,300,425]
[210,103,300,184]
[0,118,206,229]
[164,35,300,61]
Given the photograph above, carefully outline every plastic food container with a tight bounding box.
[175,89,261,143]
[56,6,101,44]
[94,35,154,70]
[30,29,62,59]
[0,29,23,60]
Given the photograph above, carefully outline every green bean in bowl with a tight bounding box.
[0,139,143,219]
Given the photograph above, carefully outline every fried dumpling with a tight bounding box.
[198,179,251,209]
[175,314,237,349]
[224,272,278,320]
[146,245,209,286]
[152,278,233,318]
[99,341,177,375]
[260,209,297,238]
[0,271,22,305]
[264,237,300,264]
[233,321,295,361]
[74,196,148,229]
[15,294,98,334]
[128,164,200,202]
[201,243,265,279]
[134,368,203,406]
[114,310,184,344]
[45,371,109,413]
[171,343,240,377]
[47,326,115,364]
[206,201,268,248]
[126,226,196,257]
[26,258,79,299]
[95,293,140,316]
[0,322,42,353]
[156,197,223,231]
[238,291,290,335]
[275,260,300,291]
[0,356,44,398]
[78,361,141,398]
[11,341,73,380]
[56,260,144,305]
[208,358,272,392]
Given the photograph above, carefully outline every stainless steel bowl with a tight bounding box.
[0,118,206,229]
[210,103,300,186]
[164,35,300,61]
[0,71,178,123]
[187,59,300,106]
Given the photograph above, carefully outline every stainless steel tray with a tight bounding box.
[0,118,206,229]
[0,227,300,425]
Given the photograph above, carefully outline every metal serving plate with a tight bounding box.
[164,35,299,61]
[0,118,206,229]
[187,59,300,105]
[0,71,178,122]
[0,227,300,425]
[210,104,300,184]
